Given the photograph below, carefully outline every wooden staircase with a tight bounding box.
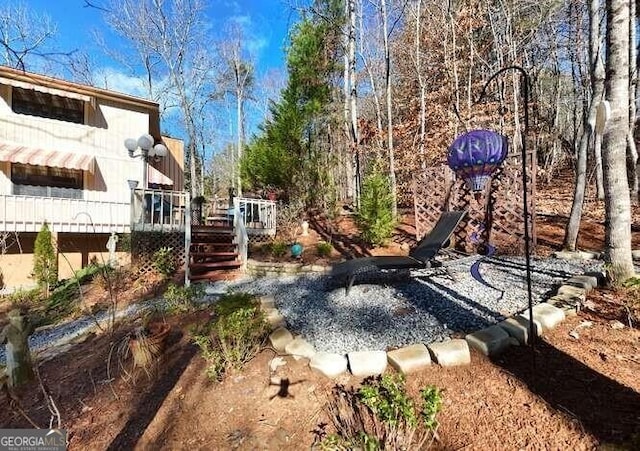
[188,220,241,282]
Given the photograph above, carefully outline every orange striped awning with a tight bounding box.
[0,142,96,172]
[147,164,173,186]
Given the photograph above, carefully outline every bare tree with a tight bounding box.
[216,25,255,197]
[380,0,398,218]
[101,0,217,197]
[0,3,76,74]
[602,0,635,282]
[564,0,602,250]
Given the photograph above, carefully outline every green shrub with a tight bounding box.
[268,240,288,258]
[319,374,442,450]
[316,241,333,258]
[192,292,268,380]
[33,222,58,294]
[152,247,176,277]
[356,166,396,246]
[163,283,204,313]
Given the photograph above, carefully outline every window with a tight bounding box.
[11,163,83,199]
[11,87,84,124]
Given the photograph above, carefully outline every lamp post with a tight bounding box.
[478,65,535,370]
[124,133,168,189]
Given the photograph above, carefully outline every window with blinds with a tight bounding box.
[11,86,85,124]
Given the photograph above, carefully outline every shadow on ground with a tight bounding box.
[493,339,640,444]
[106,330,198,450]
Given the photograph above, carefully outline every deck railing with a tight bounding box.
[233,198,248,270]
[130,188,189,232]
[0,194,130,233]
[235,197,277,236]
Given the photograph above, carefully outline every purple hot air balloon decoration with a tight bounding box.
[447,129,508,192]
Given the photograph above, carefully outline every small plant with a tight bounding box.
[316,241,333,258]
[319,374,442,450]
[192,292,268,380]
[163,283,204,313]
[33,222,58,295]
[276,201,305,242]
[152,247,176,278]
[268,240,288,258]
[356,164,396,247]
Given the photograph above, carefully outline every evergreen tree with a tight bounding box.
[33,222,57,294]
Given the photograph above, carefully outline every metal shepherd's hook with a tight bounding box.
[478,65,536,372]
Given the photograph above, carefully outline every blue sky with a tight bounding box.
[25,0,293,89]
[21,0,296,149]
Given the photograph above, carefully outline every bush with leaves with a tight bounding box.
[318,374,442,450]
[152,247,176,278]
[192,292,268,380]
[316,241,333,258]
[163,283,204,313]
[33,222,58,294]
[356,166,396,247]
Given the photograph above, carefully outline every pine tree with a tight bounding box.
[33,222,57,294]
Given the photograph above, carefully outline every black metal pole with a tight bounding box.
[479,65,535,371]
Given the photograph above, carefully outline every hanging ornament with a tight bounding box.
[446,129,508,191]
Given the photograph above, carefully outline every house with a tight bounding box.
[0,66,184,290]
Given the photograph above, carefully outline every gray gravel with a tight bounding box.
[0,255,605,365]
[204,256,603,354]
[0,303,146,365]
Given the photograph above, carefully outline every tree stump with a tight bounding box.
[0,310,35,388]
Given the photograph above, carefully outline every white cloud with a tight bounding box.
[93,67,149,98]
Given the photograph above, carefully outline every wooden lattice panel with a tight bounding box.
[412,167,455,241]
[412,153,536,254]
[132,231,186,274]
[488,155,536,254]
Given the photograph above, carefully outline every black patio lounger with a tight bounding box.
[331,210,466,295]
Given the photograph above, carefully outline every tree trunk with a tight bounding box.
[627,0,638,203]
[602,0,635,282]
[565,0,604,250]
[380,0,397,218]
[1,311,34,388]
[348,0,360,207]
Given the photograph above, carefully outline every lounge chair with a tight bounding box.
[331,210,466,294]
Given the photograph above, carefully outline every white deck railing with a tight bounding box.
[130,188,189,232]
[233,198,248,270]
[235,197,277,236]
[0,194,130,233]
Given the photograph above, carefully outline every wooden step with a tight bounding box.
[190,243,236,252]
[190,252,238,258]
[192,225,234,234]
[189,269,240,282]
[189,260,241,270]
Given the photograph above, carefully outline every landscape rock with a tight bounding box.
[387,344,431,374]
[518,303,566,332]
[309,352,348,378]
[269,327,294,353]
[565,275,598,291]
[263,307,286,329]
[557,285,587,300]
[498,316,541,345]
[284,337,316,360]
[465,325,513,356]
[347,350,388,377]
[547,294,582,316]
[259,295,276,310]
[427,339,471,367]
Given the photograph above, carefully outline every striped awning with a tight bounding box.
[0,76,92,102]
[0,142,96,172]
[147,164,173,186]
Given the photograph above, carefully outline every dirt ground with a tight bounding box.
[1,180,640,450]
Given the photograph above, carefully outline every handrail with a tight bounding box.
[130,188,188,231]
[184,191,192,286]
[234,197,277,234]
[233,197,248,270]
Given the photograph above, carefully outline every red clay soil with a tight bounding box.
[1,181,640,450]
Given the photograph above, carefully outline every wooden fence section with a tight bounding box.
[412,153,536,254]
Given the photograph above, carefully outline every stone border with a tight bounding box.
[259,256,606,379]
[247,259,331,277]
